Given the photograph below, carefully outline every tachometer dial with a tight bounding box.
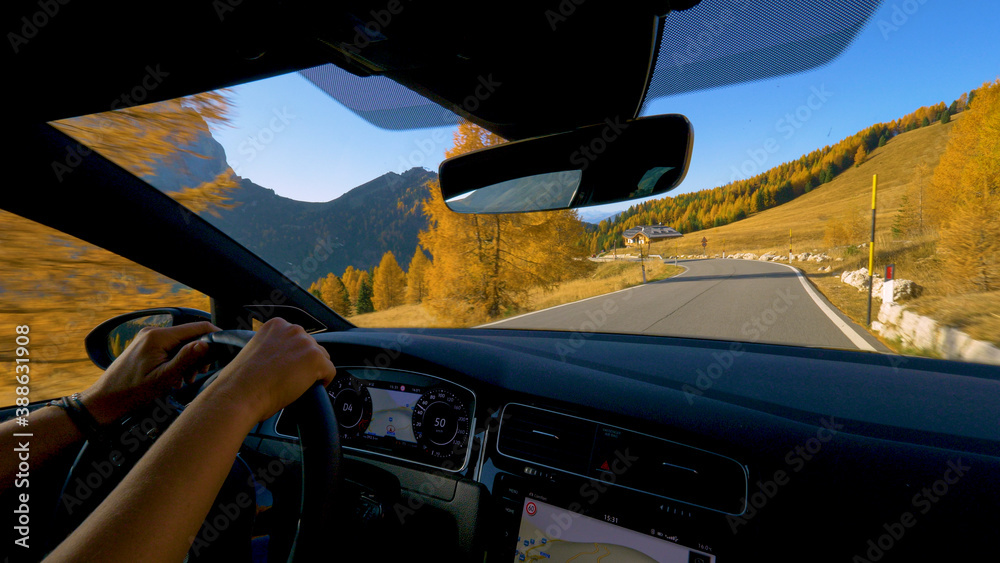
[412,388,470,459]
[327,374,372,438]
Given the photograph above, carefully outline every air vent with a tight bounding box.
[497,404,597,475]
[496,403,748,515]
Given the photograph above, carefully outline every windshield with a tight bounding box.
[53,0,1000,367]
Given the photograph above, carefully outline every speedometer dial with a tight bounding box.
[327,374,372,438]
[412,388,470,459]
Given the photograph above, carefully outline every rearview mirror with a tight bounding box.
[84,307,211,369]
[439,114,692,214]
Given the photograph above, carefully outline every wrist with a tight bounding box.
[193,377,262,431]
[49,394,111,446]
[79,387,124,426]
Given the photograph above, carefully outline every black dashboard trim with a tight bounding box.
[318,328,1000,456]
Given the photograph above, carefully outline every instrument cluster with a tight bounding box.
[276,367,476,472]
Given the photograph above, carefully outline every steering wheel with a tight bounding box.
[198,330,342,562]
[50,329,342,563]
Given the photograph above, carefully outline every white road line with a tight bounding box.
[476,263,690,328]
[773,262,877,352]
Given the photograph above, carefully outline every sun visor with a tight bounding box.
[643,0,882,109]
[304,0,882,138]
[305,2,669,140]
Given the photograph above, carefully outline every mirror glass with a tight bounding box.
[446,171,582,214]
[106,314,173,360]
[438,114,692,214]
[632,167,675,199]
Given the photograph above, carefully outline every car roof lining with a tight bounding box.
[9,0,882,139]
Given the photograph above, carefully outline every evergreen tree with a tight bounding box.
[353,271,369,307]
[356,277,375,314]
[773,181,794,205]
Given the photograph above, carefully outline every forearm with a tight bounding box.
[0,405,83,495]
[44,384,258,563]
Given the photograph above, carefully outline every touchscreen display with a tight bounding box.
[513,498,714,563]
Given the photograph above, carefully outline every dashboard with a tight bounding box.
[241,327,1000,561]
[256,370,735,561]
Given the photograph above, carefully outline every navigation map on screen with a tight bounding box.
[365,387,420,443]
[513,498,713,563]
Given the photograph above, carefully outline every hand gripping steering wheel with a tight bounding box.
[197,330,342,563]
[51,329,341,562]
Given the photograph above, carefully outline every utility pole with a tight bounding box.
[640,239,647,283]
[867,174,878,326]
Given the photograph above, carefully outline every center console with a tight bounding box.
[482,403,747,561]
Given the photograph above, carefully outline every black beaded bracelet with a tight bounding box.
[49,393,104,443]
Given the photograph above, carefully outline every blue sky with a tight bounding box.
[208,0,1000,219]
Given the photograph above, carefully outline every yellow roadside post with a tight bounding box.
[867,174,878,326]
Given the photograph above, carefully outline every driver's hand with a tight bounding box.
[81,322,220,425]
[211,318,336,422]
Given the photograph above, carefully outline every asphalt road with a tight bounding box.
[481,259,888,352]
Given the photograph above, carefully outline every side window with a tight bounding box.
[0,210,209,403]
